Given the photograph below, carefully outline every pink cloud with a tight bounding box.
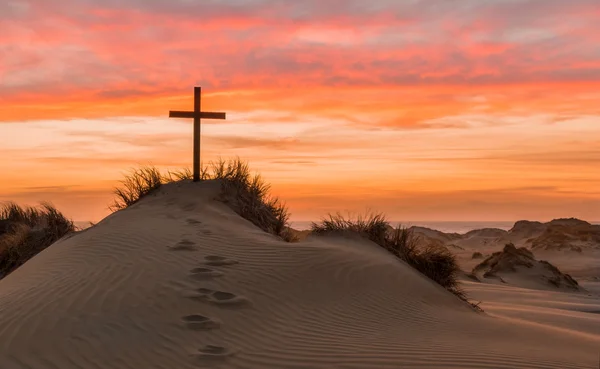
[1,0,599,105]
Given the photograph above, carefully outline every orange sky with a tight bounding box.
[1,0,599,223]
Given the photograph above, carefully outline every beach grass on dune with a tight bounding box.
[312,212,474,307]
[0,202,75,279]
[111,158,296,242]
[110,166,163,211]
[112,159,476,307]
[209,158,294,242]
[311,212,389,245]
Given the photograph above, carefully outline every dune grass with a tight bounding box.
[111,160,477,308]
[211,159,294,241]
[312,212,478,309]
[312,212,389,245]
[0,202,75,279]
[472,252,483,259]
[110,158,296,242]
[109,166,163,211]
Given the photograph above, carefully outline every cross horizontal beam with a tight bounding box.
[169,110,226,120]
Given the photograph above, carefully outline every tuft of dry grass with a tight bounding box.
[165,167,194,181]
[211,158,293,241]
[472,252,483,259]
[0,202,75,279]
[109,158,294,242]
[110,167,163,211]
[312,214,480,310]
[388,227,465,300]
[311,212,389,245]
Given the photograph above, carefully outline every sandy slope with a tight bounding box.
[465,279,600,341]
[0,181,598,369]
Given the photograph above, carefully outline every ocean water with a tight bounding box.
[289,221,517,234]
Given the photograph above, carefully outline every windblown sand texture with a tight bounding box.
[0,181,598,368]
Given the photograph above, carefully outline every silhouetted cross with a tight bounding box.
[169,87,226,182]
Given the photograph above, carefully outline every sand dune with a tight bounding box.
[509,220,547,239]
[411,226,511,251]
[412,219,600,253]
[0,181,598,368]
[465,280,600,342]
[471,244,582,291]
[527,220,600,252]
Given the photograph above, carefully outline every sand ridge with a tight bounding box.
[471,243,582,291]
[0,181,598,368]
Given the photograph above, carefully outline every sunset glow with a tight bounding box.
[1,0,599,223]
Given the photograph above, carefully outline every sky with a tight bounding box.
[1,0,599,223]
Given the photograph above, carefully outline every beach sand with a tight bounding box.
[0,181,598,368]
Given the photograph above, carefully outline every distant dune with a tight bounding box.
[527,219,600,252]
[406,218,600,254]
[0,181,598,368]
[509,220,547,239]
[472,243,582,291]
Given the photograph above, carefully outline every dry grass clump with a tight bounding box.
[0,202,75,279]
[110,167,163,211]
[386,226,465,300]
[110,158,295,242]
[472,252,483,259]
[311,212,389,245]
[210,158,295,242]
[312,213,478,309]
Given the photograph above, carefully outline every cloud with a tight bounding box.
[1,0,599,120]
[1,0,600,222]
[274,184,600,222]
[21,185,83,191]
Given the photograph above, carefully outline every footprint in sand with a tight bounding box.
[168,239,197,252]
[195,345,234,360]
[189,267,224,280]
[186,218,202,225]
[187,287,250,307]
[203,255,238,267]
[181,314,220,331]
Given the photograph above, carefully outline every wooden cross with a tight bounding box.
[169,86,226,182]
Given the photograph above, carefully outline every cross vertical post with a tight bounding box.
[168,86,226,182]
[193,87,201,182]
